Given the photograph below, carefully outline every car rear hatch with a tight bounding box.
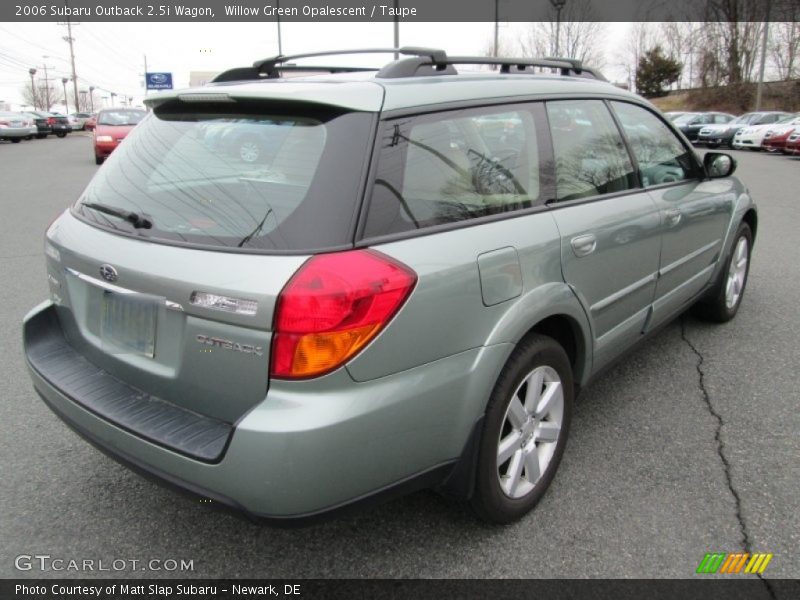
[39,91,379,438]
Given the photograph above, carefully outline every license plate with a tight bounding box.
[101,291,157,357]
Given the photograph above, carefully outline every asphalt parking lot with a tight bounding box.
[1,134,798,581]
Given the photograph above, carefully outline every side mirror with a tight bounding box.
[704,152,736,178]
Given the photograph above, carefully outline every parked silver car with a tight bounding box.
[24,49,757,524]
[0,111,36,142]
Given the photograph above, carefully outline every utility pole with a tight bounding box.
[40,58,56,110]
[755,0,771,111]
[59,2,80,114]
[89,86,95,111]
[143,54,148,96]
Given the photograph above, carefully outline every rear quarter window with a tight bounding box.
[362,103,547,238]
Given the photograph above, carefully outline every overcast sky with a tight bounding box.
[0,21,631,110]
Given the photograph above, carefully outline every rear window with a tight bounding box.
[75,101,374,252]
[97,109,145,125]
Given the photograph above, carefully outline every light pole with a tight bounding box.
[110,92,116,107]
[62,78,69,113]
[276,0,282,54]
[551,0,566,57]
[28,68,37,110]
[88,86,95,112]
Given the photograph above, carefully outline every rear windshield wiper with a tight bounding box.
[81,202,153,229]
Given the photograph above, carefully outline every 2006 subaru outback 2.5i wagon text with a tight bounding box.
[24,48,756,524]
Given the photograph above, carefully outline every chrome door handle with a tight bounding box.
[663,208,682,227]
[571,234,597,257]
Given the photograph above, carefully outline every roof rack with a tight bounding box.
[376,56,606,81]
[211,47,447,83]
[209,47,606,84]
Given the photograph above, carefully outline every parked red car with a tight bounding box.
[762,127,798,153]
[786,132,800,156]
[83,114,98,131]
[93,108,146,164]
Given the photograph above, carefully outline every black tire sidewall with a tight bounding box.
[471,335,574,523]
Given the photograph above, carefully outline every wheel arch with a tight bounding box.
[742,208,758,241]
[483,282,593,389]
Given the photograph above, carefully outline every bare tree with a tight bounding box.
[659,22,706,88]
[19,83,63,112]
[517,0,607,68]
[615,23,662,92]
[703,1,768,84]
[771,21,800,81]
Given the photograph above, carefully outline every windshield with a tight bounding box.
[75,100,374,252]
[98,109,146,126]
[776,115,798,124]
[737,113,764,124]
[673,114,699,125]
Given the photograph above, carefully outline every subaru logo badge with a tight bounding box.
[99,264,118,283]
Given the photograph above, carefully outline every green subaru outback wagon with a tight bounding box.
[24,48,756,524]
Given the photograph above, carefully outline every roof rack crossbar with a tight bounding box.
[211,47,447,84]
[253,47,446,72]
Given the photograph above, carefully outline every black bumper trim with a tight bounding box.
[24,304,232,463]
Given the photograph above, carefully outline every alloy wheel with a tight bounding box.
[725,236,749,309]
[496,366,564,499]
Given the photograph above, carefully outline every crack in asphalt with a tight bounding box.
[680,318,778,600]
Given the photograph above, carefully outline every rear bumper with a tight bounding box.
[24,301,509,521]
[0,127,35,138]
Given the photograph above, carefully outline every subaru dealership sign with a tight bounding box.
[146,72,173,90]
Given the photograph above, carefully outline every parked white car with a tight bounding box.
[733,113,795,150]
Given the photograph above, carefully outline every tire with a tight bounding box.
[95,155,104,165]
[470,334,573,524]
[56,132,66,138]
[694,222,752,323]
[11,138,21,143]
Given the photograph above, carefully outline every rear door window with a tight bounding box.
[362,104,546,238]
[75,101,374,252]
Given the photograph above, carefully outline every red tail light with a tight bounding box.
[47,117,56,125]
[271,249,417,379]
[0,120,9,126]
